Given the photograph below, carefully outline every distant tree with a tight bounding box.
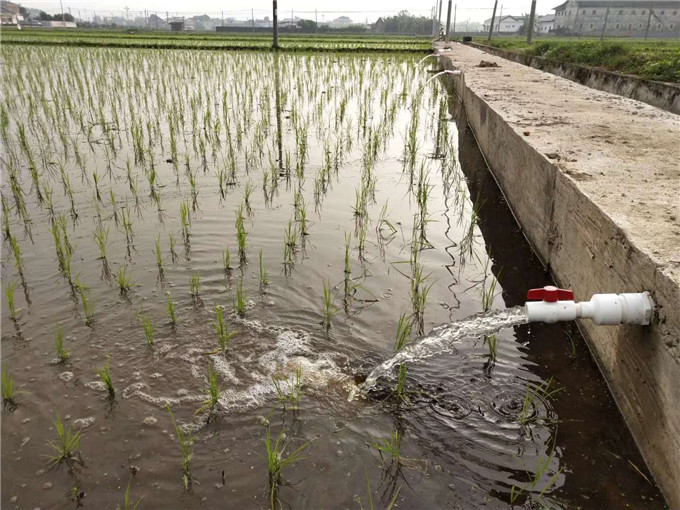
[375,10,432,35]
[53,13,75,22]
[299,19,317,32]
[517,13,533,35]
[38,11,53,21]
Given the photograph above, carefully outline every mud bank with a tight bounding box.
[436,42,680,508]
[466,42,680,114]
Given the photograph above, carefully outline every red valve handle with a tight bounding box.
[526,286,574,303]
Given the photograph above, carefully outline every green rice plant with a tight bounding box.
[343,233,352,302]
[94,225,110,261]
[484,334,498,362]
[259,249,268,286]
[410,263,433,334]
[165,403,195,492]
[190,273,201,298]
[76,278,95,325]
[244,181,255,214]
[264,426,310,509]
[96,354,115,400]
[4,280,17,321]
[394,313,412,402]
[369,430,403,467]
[354,470,401,510]
[194,363,222,420]
[284,219,297,252]
[214,304,236,353]
[235,204,247,264]
[271,365,303,412]
[2,365,22,411]
[480,260,501,313]
[518,378,563,433]
[169,234,178,263]
[167,293,177,325]
[321,280,336,332]
[510,435,563,505]
[9,235,23,275]
[54,324,70,363]
[234,278,247,317]
[45,412,84,472]
[154,234,163,269]
[116,266,133,294]
[118,479,143,510]
[142,315,154,346]
[180,201,191,241]
[298,197,310,236]
[222,247,232,273]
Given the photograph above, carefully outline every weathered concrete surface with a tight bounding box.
[436,42,680,508]
[466,42,680,114]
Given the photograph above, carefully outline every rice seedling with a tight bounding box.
[96,354,115,400]
[410,263,433,335]
[259,249,268,287]
[354,470,401,510]
[480,258,501,313]
[214,304,236,353]
[54,324,70,363]
[76,278,95,325]
[195,363,222,421]
[9,235,23,276]
[264,425,310,509]
[165,403,195,492]
[235,204,248,264]
[369,430,403,468]
[518,378,563,434]
[167,293,177,326]
[222,247,232,273]
[154,234,163,269]
[271,365,303,412]
[118,479,144,510]
[244,181,255,214]
[94,224,110,261]
[45,412,84,472]
[169,234,178,263]
[180,200,191,241]
[141,315,154,346]
[484,334,498,363]
[4,280,17,321]
[116,266,133,294]
[394,313,412,402]
[510,435,563,505]
[234,278,247,317]
[189,273,201,299]
[2,365,22,411]
[321,280,336,332]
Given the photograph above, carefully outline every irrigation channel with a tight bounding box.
[0,46,665,509]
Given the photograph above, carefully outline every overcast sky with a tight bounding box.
[20,0,557,23]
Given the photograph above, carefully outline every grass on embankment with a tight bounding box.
[1,28,432,53]
[473,37,680,82]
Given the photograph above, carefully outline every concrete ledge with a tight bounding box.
[466,42,680,115]
[436,42,680,507]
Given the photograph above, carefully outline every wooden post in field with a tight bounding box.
[487,0,498,42]
[445,0,453,41]
[600,3,610,41]
[527,0,537,44]
[273,0,279,49]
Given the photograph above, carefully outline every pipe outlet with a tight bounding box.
[525,286,655,326]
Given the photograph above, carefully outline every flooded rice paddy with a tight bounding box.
[0,46,665,509]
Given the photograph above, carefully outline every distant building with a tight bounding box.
[482,15,523,32]
[1,1,24,25]
[537,14,556,32]
[553,0,680,36]
[169,19,184,31]
[43,20,77,28]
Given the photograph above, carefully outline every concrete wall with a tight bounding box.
[438,53,680,507]
[467,43,680,114]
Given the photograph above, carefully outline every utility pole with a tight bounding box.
[644,6,653,39]
[221,10,223,26]
[487,0,498,41]
[527,0,537,43]
[600,2,610,41]
[315,9,318,33]
[445,0,452,41]
[437,0,443,32]
[155,11,158,29]
[252,8,255,32]
[59,0,65,22]
[124,6,129,25]
[497,5,503,35]
[166,11,169,28]
[272,0,279,49]
[453,4,457,35]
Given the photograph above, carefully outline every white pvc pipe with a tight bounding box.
[526,292,655,325]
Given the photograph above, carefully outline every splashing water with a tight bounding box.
[360,307,528,394]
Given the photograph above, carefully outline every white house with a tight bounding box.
[537,14,555,32]
[482,15,523,32]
